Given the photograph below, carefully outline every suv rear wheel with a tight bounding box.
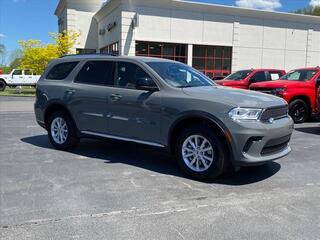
[289,99,309,124]
[48,111,79,150]
[0,80,6,91]
[176,126,229,180]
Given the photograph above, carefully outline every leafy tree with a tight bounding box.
[8,49,22,69]
[314,6,320,16]
[50,30,79,56]
[0,44,5,55]
[294,6,320,16]
[0,66,13,74]
[19,40,58,74]
[0,44,6,65]
[18,31,79,74]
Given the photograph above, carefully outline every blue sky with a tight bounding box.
[0,0,316,64]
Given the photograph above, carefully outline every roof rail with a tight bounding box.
[60,53,118,58]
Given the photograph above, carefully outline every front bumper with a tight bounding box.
[226,116,294,166]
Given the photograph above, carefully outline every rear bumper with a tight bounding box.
[34,102,46,129]
[227,117,294,166]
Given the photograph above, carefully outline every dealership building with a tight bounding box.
[55,0,320,78]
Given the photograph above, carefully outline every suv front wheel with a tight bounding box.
[48,111,79,150]
[176,126,229,180]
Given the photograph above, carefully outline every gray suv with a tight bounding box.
[35,55,294,179]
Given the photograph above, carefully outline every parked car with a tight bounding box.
[215,69,286,89]
[250,67,320,123]
[211,76,225,81]
[0,69,40,91]
[317,84,320,117]
[35,55,293,180]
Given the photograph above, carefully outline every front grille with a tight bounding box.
[260,106,288,122]
[261,135,291,156]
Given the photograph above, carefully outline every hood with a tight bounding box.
[182,86,286,109]
[0,74,10,79]
[250,80,305,89]
[215,79,247,89]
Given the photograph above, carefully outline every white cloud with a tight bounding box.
[235,0,282,11]
[310,0,320,7]
[0,33,6,38]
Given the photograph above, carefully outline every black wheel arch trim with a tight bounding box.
[167,111,235,161]
[43,100,80,136]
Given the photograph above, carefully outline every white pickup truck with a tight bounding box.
[0,69,40,91]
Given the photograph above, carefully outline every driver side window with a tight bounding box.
[116,62,153,89]
[250,71,267,83]
[13,70,22,75]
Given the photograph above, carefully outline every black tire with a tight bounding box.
[289,99,309,124]
[47,111,79,150]
[175,125,230,180]
[0,80,6,91]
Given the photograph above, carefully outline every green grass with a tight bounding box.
[0,86,36,97]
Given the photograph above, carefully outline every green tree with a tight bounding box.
[294,6,320,16]
[18,31,79,74]
[50,30,79,57]
[0,44,5,55]
[19,40,59,74]
[314,6,320,16]
[0,44,6,65]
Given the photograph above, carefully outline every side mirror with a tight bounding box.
[136,77,158,91]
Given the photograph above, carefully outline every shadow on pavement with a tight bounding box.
[295,127,320,136]
[21,135,281,186]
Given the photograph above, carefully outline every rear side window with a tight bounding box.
[46,62,79,80]
[75,61,115,86]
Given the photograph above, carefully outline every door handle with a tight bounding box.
[110,94,122,101]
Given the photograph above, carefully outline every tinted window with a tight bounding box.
[225,70,253,81]
[47,62,78,80]
[147,62,213,88]
[76,61,115,86]
[116,62,151,89]
[13,70,22,75]
[251,71,267,82]
[280,70,318,81]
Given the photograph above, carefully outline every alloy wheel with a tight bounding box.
[51,117,69,144]
[181,135,215,172]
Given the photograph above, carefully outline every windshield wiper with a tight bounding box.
[177,85,195,88]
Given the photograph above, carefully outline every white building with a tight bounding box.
[55,0,320,78]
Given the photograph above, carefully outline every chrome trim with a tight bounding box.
[83,112,104,118]
[81,131,165,148]
[111,116,129,121]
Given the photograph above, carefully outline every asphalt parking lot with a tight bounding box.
[1,96,320,240]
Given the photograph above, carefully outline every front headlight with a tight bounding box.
[229,108,263,121]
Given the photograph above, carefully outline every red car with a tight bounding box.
[215,69,286,89]
[250,67,320,123]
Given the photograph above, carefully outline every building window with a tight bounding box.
[193,45,232,79]
[76,49,96,54]
[100,42,119,55]
[136,41,188,64]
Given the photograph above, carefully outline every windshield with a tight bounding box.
[224,70,253,80]
[280,70,318,81]
[146,62,214,88]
